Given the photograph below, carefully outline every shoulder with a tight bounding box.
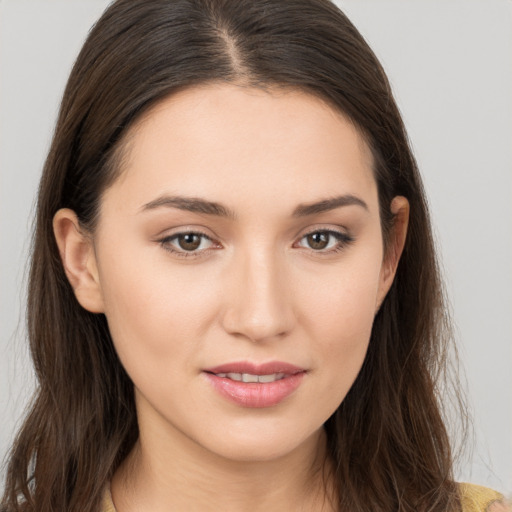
[99,482,508,512]
[459,483,508,512]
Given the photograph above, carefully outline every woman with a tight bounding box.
[0,0,507,511]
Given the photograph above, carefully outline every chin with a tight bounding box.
[196,421,324,464]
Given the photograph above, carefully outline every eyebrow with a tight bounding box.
[292,194,368,217]
[140,194,368,218]
[141,196,237,219]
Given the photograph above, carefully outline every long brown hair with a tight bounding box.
[2,1,464,510]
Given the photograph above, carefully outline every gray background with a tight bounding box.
[1,0,511,494]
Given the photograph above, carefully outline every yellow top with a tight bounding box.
[102,486,116,512]
[459,483,505,512]
[102,482,504,511]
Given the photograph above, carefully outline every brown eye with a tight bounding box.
[306,232,330,250]
[177,233,202,251]
[160,232,215,255]
[297,230,354,253]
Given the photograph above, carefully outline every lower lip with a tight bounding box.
[204,372,305,408]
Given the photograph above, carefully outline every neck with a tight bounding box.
[111,422,336,512]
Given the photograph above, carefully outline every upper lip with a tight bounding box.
[203,361,306,375]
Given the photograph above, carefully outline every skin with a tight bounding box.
[488,503,512,512]
[54,84,409,512]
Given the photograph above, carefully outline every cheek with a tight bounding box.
[295,253,382,402]
[311,283,375,368]
[96,245,221,373]
[299,253,381,343]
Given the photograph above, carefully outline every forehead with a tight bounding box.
[104,83,377,216]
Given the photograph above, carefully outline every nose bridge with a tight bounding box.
[222,243,294,342]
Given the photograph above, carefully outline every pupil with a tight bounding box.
[308,232,329,250]
[179,234,201,251]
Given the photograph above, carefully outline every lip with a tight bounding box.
[203,361,306,408]
[204,361,305,375]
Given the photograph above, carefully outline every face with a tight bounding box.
[57,84,406,464]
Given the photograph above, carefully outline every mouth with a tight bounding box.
[202,361,307,408]
[209,372,287,383]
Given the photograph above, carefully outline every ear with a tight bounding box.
[376,196,409,312]
[53,208,105,313]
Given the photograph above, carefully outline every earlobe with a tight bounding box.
[53,208,105,313]
[376,196,410,312]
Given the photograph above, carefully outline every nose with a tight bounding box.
[221,248,295,343]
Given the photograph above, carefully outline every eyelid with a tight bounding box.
[153,223,215,239]
[294,227,354,253]
[157,228,222,258]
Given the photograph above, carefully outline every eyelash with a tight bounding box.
[295,229,354,254]
[159,231,218,259]
[158,229,354,259]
